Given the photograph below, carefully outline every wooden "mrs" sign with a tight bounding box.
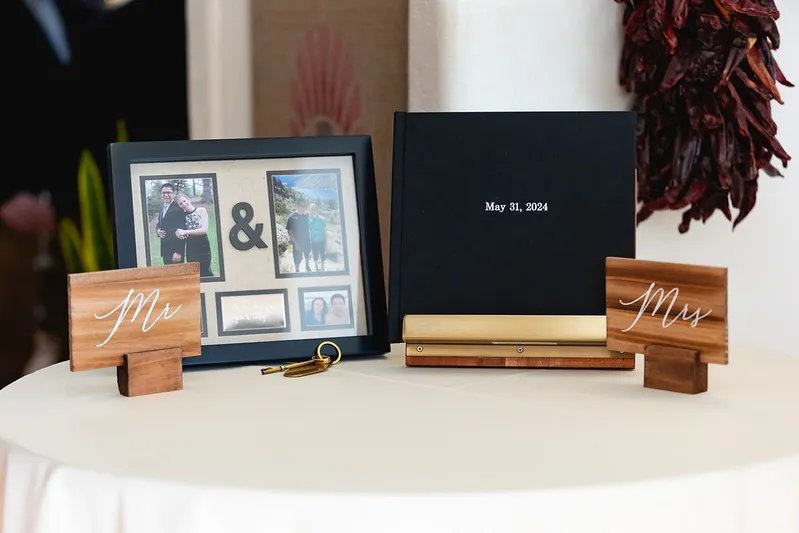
[605,257,728,394]
[68,263,201,397]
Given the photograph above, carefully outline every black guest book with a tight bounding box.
[388,111,637,367]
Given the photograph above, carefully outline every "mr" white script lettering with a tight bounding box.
[619,282,712,333]
[93,289,182,347]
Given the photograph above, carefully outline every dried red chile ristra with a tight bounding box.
[614,0,791,232]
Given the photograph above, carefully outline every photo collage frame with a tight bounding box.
[110,137,387,366]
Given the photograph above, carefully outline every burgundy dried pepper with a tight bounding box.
[613,0,791,232]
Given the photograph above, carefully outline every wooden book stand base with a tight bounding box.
[117,347,184,397]
[643,345,707,395]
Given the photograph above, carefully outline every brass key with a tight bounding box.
[284,355,331,377]
[261,357,320,375]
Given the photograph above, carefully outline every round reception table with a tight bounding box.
[1,343,798,533]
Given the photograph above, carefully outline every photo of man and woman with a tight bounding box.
[299,287,354,331]
[141,175,224,281]
[268,170,349,278]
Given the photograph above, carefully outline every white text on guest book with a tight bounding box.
[619,282,712,333]
[485,201,549,213]
[93,289,182,347]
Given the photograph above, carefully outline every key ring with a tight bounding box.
[316,341,342,365]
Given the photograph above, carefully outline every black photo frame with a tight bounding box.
[108,135,389,366]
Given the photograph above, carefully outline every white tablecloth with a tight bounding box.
[1,343,798,533]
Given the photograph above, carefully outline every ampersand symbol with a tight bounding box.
[228,202,268,251]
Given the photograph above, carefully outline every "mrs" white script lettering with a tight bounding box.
[619,282,712,333]
[93,289,182,347]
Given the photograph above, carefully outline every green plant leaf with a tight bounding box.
[78,150,115,271]
[58,218,84,274]
[58,119,125,273]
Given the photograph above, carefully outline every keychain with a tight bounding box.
[260,341,342,377]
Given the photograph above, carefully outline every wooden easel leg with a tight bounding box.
[117,347,184,397]
[644,345,707,394]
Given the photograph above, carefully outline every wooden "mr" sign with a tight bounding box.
[605,257,728,394]
[68,263,202,397]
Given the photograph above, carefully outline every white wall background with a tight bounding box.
[189,0,798,355]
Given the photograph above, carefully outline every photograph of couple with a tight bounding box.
[141,175,224,281]
[299,287,354,331]
[268,170,349,278]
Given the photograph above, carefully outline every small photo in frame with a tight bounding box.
[216,289,290,336]
[109,135,389,367]
[267,169,349,278]
[298,286,354,331]
[200,293,207,338]
[139,174,225,283]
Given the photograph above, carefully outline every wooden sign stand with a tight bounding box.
[643,345,707,395]
[68,263,202,397]
[117,347,185,397]
[605,257,728,395]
